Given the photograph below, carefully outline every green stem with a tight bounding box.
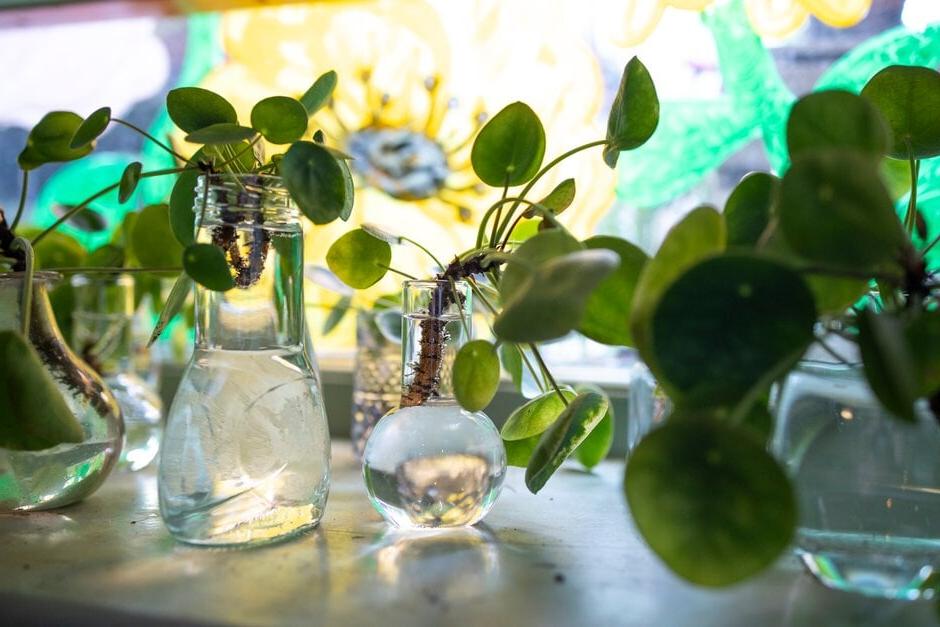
[476,196,527,249]
[905,143,919,235]
[490,183,509,248]
[10,171,28,233]
[530,342,567,406]
[113,117,191,165]
[497,199,569,249]
[214,135,262,170]
[47,266,182,275]
[11,238,34,335]
[377,263,418,281]
[401,236,445,270]
[923,232,940,255]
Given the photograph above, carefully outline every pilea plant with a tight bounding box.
[325,57,659,491]
[622,65,940,588]
[0,70,353,451]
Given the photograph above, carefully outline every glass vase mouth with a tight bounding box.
[196,173,298,224]
[401,279,469,290]
[0,271,62,286]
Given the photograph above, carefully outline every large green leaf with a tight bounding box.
[501,388,576,441]
[505,434,541,468]
[280,141,354,224]
[184,123,257,145]
[85,244,125,268]
[471,102,545,187]
[603,56,659,168]
[0,330,84,451]
[578,236,648,346]
[625,416,796,586]
[326,229,391,289]
[858,309,918,422]
[27,229,86,269]
[724,172,779,247]
[452,340,501,412]
[131,204,183,269]
[18,111,93,170]
[778,150,906,271]
[183,243,235,292]
[651,254,816,408]
[69,106,111,149]
[251,96,308,144]
[300,70,338,115]
[786,90,890,158]
[499,229,582,300]
[169,170,199,246]
[573,383,614,469]
[861,65,940,159]
[494,249,619,343]
[166,87,238,133]
[525,391,609,493]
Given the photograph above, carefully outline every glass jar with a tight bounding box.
[351,307,402,459]
[158,174,330,547]
[71,273,162,472]
[772,352,940,600]
[363,280,506,528]
[0,272,123,511]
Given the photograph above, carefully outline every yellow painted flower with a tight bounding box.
[193,0,616,349]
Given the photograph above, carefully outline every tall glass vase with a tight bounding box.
[0,272,123,511]
[159,174,330,547]
[363,280,506,528]
[71,273,162,471]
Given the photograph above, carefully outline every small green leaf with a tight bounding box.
[184,123,257,145]
[501,389,576,440]
[131,204,183,269]
[85,244,125,268]
[0,330,85,451]
[499,343,524,392]
[574,383,614,469]
[169,170,199,246]
[19,111,93,170]
[322,295,352,336]
[858,309,918,422]
[251,96,308,144]
[326,229,391,289]
[70,106,111,149]
[724,173,779,247]
[786,90,889,158]
[579,236,648,346]
[525,391,609,493]
[51,204,107,233]
[494,249,619,343]
[281,141,354,225]
[505,434,541,468]
[625,416,796,586]
[183,243,235,292]
[471,102,546,187]
[499,229,582,300]
[861,65,940,159]
[301,70,338,115]
[118,161,142,204]
[604,56,660,168]
[453,340,501,412]
[148,273,192,346]
[524,178,575,218]
[167,87,238,134]
[651,253,816,408]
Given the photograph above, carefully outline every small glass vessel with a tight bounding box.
[363,280,506,528]
[159,174,330,547]
[71,272,162,472]
[772,345,940,600]
[351,307,402,459]
[0,272,123,511]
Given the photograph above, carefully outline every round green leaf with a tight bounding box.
[858,309,918,422]
[499,343,524,392]
[326,229,391,289]
[501,388,576,441]
[281,141,353,225]
[651,253,816,408]
[85,244,125,268]
[51,204,107,233]
[724,173,779,247]
[525,391,609,493]
[578,236,648,346]
[183,243,236,292]
[604,56,660,168]
[453,340,501,412]
[118,161,142,204]
[907,311,940,398]
[524,178,576,218]
[131,204,183,269]
[18,111,93,170]
[26,229,86,269]
[499,229,582,300]
[786,90,889,158]
[251,96,308,144]
[861,65,940,159]
[167,87,238,134]
[573,384,614,469]
[70,106,111,149]
[625,417,796,586]
[184,123,257,145]
[494,249,619,343]
[779,150,905,271]
[471,102,545,187]
[169,170,199,246]
[301,70,338,115]
[505,434,540,468]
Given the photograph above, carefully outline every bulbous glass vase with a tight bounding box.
[0,272,123,511]
[363,280,506,528]
[158,175,330,547]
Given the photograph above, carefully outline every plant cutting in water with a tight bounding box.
[0,70,353,453]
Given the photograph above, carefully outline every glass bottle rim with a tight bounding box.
[196,173,297,221]
[402,279,469,290]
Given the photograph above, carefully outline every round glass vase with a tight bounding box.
[71,272,162,472]
[772,354,940,600]
[158,174,330,547]
[362,280,506,529]
[0,272,123,511]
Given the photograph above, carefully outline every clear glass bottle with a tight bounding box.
[71,273,162,472]
[158,174,330,547]
[363,280,506,528]
[772,344,940,600]
[0,272,123,511]
[351,307,402,459]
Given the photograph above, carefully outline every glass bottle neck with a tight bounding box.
[0,273,59,339]
[70,273,135,376]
